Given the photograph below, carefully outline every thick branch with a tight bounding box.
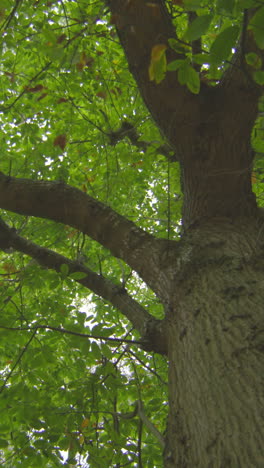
[0,217,168,355]
[0,172,167,293]
[109,0,263,165]
[188,11,202,72]
[108,120,177,161]
[108,0,201,150]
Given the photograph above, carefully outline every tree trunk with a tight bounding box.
[177,85,259,228]
[164,219,264,467]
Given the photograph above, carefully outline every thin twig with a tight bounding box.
[0,329,37,394]
[0,0,22,31]
[0,324,142,346]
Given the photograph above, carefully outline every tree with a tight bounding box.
[0,0,264,466]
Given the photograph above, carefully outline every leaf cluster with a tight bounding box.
[0,0,264,466]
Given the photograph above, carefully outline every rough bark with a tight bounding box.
[1,1,264,466]
[164,219,264,467]
[108,0,262,227]
[2,186,263,465]
[0,172,172,298]
[107,2,264,464]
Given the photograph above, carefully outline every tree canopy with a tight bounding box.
[0,0,264,467]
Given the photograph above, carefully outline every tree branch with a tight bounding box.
[0,0,23,32]
[0,217,168,355]
[0,172,169,295]
[0,325,143,346]
[188,11,202,72]
[107,0,201,151]
[108,0,263,162]
[119,400,165,449]
[108,120,177,161]
[0,328,37,395]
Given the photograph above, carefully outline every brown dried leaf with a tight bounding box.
[53,134,67,150]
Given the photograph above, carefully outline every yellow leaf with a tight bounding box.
[150,44,167,62]
[149,44,167,84]
[81,418,89,429]
[149,62,155,81]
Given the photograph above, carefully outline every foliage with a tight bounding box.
[0,0,263,467]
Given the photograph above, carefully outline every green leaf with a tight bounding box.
[70,271,87,280]
[1,1,259,467]
[184,14,213,42]
[249,7,264,49]
[245,52,262,69]
[183,0,202,10]
[192,53,210,65]
[91,341,102,360]
[209,26,240,65]
[217,0,235,13]
[178,61,200,94]
[185,66,200,94]
[168,38,191,54]
[56,166,69,181]
[60,263,69,276]
[101,343,112,359]
[167,59,185,71]
[253,70,264,85]
[178,61,189,85]
[237,0,259,8]
[0,438,9,448]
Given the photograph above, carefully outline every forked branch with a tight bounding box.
[0,217,168,354]
[0,172,167,293]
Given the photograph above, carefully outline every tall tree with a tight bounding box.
[0,0,264,466]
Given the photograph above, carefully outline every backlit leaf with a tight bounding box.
[209,26,240,65]
[184,14,213,41]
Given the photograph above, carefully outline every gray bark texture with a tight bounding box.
[0,1,264,466]
[163,219,264,467]
[105,3,264,464]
